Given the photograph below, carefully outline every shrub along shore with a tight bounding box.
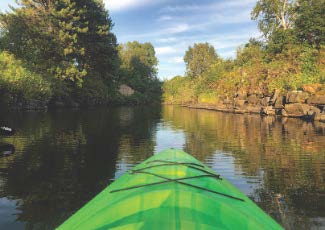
[0,1,161,110]
[163,0,324,121]
[166,87,325,122]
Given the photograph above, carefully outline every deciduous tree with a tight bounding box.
[251,0,296,38]
[184,43,218,77]
[294,0,325,48]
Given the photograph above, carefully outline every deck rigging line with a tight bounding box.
[110,162,245,202]
[132,161,221,179]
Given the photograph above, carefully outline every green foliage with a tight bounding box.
[236,39,265,66]
[163,76,199,104]
[0,0,89,84]
[77,76,109,105]
[163,0,324,106]
[251,0,296,38]
[0,51,52,106]
[163,14,324,105]
[294,0,325,48]
[117,41,161,103]
[266,43,324,91]
[73,0,119,82]
[184,43,218,77]
[0,0,161,107]
[119,41,158,82]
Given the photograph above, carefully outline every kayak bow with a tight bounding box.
[57,149,283,230]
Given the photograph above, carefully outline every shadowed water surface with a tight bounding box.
[0,105,324,229]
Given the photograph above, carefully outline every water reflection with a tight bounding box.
[162,105,325,229]
[0,106,161,229]
[0,105,323,229]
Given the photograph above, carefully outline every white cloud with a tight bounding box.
[155,46,176,55]
[161,0,256,13]
[165,23,190,34]
[170,56,184,64]
[104,0,164,11]
[118,23,190,42]
[156,37,178,43]
[161,4,200,13]
[158,15,174,21]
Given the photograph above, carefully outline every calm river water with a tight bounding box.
[0,105,324,229]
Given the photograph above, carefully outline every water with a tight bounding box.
[0,105,324,229]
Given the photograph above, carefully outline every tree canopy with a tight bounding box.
[163,0,324,105]
[251,0,296,38]
[184,43,218,77]
[118,41,158,88]
[0,0,90,83]
[294,0,325,48]
[117,41,161,103]
[0,0,161,107]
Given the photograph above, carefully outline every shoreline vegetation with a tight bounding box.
[0,1,161,110]
[0,0,324,123]
[163,0,324,121]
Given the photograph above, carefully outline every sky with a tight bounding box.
[0,0,261,79]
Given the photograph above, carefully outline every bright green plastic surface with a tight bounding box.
[57,149,283,230]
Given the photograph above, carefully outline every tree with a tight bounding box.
[0,51,52,106]
[0,0,119,86]
[236,39,264,66]
[117,41,161,103]
[73,0,119,82]
[251,0,296,38]
[294,0,325,48]
[184,43,218,77]
[118,41,158,89]
[0,0,88,84]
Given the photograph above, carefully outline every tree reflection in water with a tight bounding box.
[162,105,325,230]
[0,105,324,229]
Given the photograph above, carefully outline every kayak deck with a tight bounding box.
[57,149,283,230]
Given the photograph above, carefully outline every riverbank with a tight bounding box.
[1,98,162,111]
[166,89,325,122]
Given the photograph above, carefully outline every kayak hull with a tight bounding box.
[57,149,283,230]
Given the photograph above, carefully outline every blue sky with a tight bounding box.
[1,0,261,79]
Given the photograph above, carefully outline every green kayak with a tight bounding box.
[57,149,283,230]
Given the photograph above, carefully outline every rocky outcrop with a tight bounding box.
[183,87,325,122]
[307,95,325,105]
[286,91,309,103]
[315,113,325,122]
[262,106,276,116]
[247,94,259,105]
[282,103,320,118]
[119,84,135,96]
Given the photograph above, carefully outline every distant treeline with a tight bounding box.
[0,0,161,109]
[163,0,324,104]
